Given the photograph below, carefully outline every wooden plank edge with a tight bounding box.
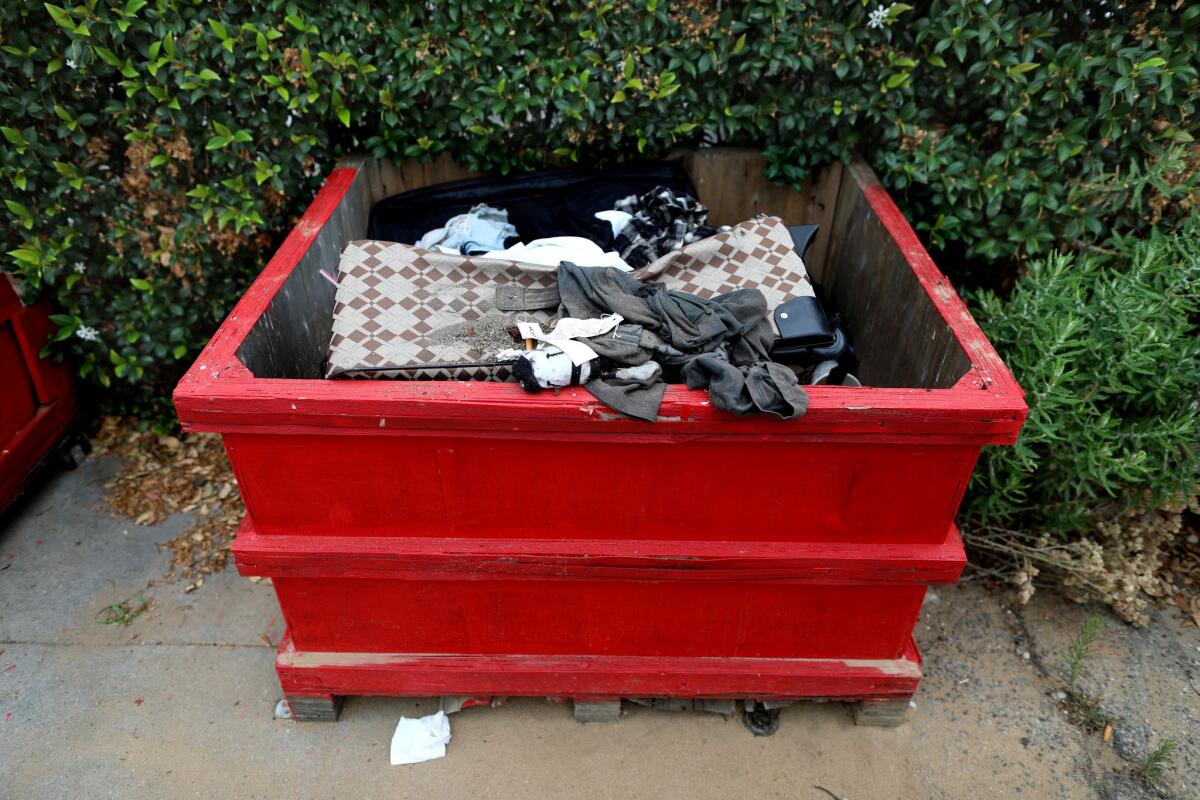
[231,519,967,584]
[273,631,923,700]
[173,166,360,400]
[842,161,1025,407]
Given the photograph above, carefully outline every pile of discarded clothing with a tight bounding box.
[326,167,855,421]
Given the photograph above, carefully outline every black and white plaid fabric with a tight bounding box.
[612,186,725,268]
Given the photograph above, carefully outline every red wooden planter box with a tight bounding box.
[174,150,1025,721]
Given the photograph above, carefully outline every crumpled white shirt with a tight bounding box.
[481,236,631,271]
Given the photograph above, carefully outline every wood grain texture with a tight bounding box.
[231,517,967,583]
[853,698,911,727]
[273,630,923,701]
[353,152,483,204]
[284,694,342,722]
[225,431,979,545]
[835,162,1025,401]
[669,148,814,227]
[824,165,970,389]
[573,701,622,723]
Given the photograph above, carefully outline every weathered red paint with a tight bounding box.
[274,630,924,702]
[175,156,1024,710]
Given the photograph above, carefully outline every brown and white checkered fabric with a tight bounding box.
[326,240,557,380]
[327,217,812,381]
[632,216,814,308]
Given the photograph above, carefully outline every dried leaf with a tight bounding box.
[96,418,242,592]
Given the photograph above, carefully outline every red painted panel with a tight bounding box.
[0,382,77,511]
[12,302,72,404]
[0,322,37,446]
[274,574,925,660]
[275,631,924,701]
[231,521,968,584]
[225,432,978,543]
[0,280,77,511]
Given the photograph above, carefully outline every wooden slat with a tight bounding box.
[231,518,967,585]
[274,630,924,701]
[836,162,1023,399]
[357,153,483,205]
[236,169,371,379]
[799,160,843,284]
[823,164,973,389]
[669,147,815,226]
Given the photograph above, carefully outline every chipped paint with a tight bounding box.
[278,648,921,679]
[296,218,323,238]
[841,657,923,678]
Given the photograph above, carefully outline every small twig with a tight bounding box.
[814,786,845,800]
[1070,239,1120,257]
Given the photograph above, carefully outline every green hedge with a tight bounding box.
[2,1,1199,414]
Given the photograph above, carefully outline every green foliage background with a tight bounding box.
[0,1,1197,550]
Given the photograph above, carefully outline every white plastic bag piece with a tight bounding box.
[390,710,452,765]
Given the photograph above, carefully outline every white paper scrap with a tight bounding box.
[516,314,623,366]
[390,710,451,765]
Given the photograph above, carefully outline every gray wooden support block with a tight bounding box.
[573,700,621,723]
[696,699,737,716]
[852,699,910,727]
[286,694,343,722]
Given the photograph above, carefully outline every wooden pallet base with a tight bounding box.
[573,700,621,723]
[852,698,912,727]
[285,693,343,722]
[274,630,921,722]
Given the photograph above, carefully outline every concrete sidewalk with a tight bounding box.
[2,457,1196,799]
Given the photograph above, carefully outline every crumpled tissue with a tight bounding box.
[390,710,452,765]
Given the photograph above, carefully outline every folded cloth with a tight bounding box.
[416,204,517,255]
[612,186,725,268]
[557,262,808,421]
[481,236,631,271]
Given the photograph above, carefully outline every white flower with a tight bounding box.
[75,325,99,342]
[867,3,893,29]
[73,262,85,274]
[66,58,77,70]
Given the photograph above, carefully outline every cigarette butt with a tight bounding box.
[525,338,535,350]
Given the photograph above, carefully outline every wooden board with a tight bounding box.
[274,630,924,702]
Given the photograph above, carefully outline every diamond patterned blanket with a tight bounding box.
[326,216,811,380]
